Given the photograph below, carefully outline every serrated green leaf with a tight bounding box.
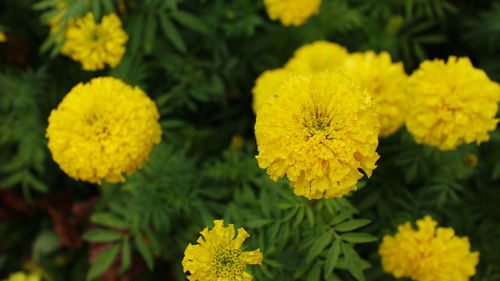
[87,244,120,281]
[120,239,131,273]
[343,244,365,281]
[159,13,186,53]
[171,10,209,34]
[330,209,355,225]
[247,219,273,228]
[306,263,321,281]
[340,233,377,244]
[143,13,157,54]
[135,232,154,270]
[335,219,371,232]
[324,239,341,278]
[91,213,128,229]
[306,231,333,263]
[83,229,123,242]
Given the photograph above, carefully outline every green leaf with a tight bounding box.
[83,229,123,242]
[87,244,120,281]
[330,208,355,225]
[135,232,154,270]
[143,13,157,54]
[91,0,101,21]
[120,239,131,273]
[342,244,365,281]
[306,231,333,263]
[306,263,321,281]
[171,11,209,34]
[340,233,377,244]
[324,239,341,278]
[159,13,186,53]
[334,219,371,232]
[91,213,128,229]
[247,219,273,228]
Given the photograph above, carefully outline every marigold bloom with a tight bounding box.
[284,41,349,73]
[264,0,322,26]
[182,220,263,281]
[342,51,408,137]
[46,77,162,184]
[0,31,6,42]
[62,13,128,71]
[406,56,500,150]
[3,272,40,281]
[252,68,293,113]
[379,216,479,281]
[255,72,380,199]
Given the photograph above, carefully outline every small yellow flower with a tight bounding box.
[342,51,408,137]
[406,56,500,150]
[263,0,322,26]
[3,272,40,281]
[255,72,380,199]
[379,216,479,281]
[182,220,263,281]
[284,41,349,73]
[46,77,162,184]
[251,68,293,113]
[0,31,6,42]
[62,12,128,71]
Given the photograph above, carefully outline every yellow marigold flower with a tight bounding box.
[342,51,408,137]
[46,77,162,184]
[182,220,263,281]
[284,41,349,73]
[0,31,6,42]
[251,68,293,113]
[3,272,40,281]
[255,72,380,199]
[62,12,128,71]
[406,56,500,150]
[264,0,322,26]
[379,216,479,281]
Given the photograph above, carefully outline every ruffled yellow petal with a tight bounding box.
[406,56,500,150]
[264,0,322,26]
[379,217,479,281]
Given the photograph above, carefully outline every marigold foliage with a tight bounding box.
[3,272,40,281]
[182,220,263,281]
[342,51,408,137]
[255,72,380,199]
[46,77,162,184]
[251,68,293,113]
[406,56,500,150]
[263,0,322,26]
[284,40,348,73]
[379,216,479,281]
[61,12,128,71]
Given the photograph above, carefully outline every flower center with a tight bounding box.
[211,248,244,278]
[302,108,333,137]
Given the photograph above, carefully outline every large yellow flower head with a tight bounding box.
[182,220,263,281]
[3,272,40,281]
[264,0,322,26]
[255,72,380,199]
[379,216,479,281]
[342,51,408,137]
[251,68,293,113]
[46,77,162,184]
[406,56,500,150]
[62,12,128,71]
[284,41,349,73]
